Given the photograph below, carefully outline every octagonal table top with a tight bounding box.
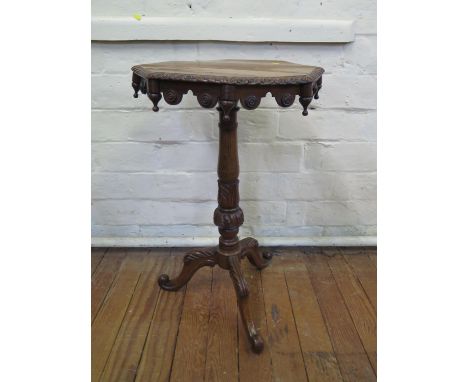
[131,59,324,85]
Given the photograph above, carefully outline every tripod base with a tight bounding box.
[158,237,272,354]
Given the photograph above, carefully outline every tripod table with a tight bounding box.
[131,60,324,353]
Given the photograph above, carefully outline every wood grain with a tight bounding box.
[261,251,308,381]
[204,266,238,382]
[91,248,107,275]
[306,250,376,382]
[282,250,343,381]
[91,250,147,381]
[135,251,186,382]
[91,247,377,381]
[132,59,324,85]
[328,254,377,373]
[343,251,377,311]
[169,265,213,381]
[99,249,170,382]
[91,248,127,322]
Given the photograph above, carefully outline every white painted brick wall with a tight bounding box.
[91,0,376,246]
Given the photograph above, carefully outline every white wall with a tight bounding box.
[91,0,376,247]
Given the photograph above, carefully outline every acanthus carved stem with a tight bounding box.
[215,86,242,252]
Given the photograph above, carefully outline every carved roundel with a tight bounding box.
[163,89,183,105]
[240,95,261,110]
[197,92,217,108]
[276,93,295,107]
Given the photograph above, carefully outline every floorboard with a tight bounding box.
[328,254,377,373]
[91,249,147,381]
[305,249,376,382]
[283,249,343,381]
[91,247,377,381]
[261,250,308,381]
[170,264,213,381]
[135,250,186,382]
[238,258,273,382]
[91,248,107,276]
[91,248,127,323]
[100,249,170,381]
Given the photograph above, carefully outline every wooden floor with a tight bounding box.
[92,247,376,382]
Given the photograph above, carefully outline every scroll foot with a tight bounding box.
[228,255,264,353]
[158,248,217,291]
[240,237,272,270]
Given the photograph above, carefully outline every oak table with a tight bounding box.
[131,60,324,353]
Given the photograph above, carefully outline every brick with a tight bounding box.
[239,172,376,201]
[213,110,279,142]
[92,172,217,200]
[91,11,377,241]
[92,200,285,226]
[278,109,376,141]
[92,74,200,110]
[92,142,218,172]
[92,171,375,202]
[92,41,344,75]
[286,200,376,226]
[92,42,200,74]
[92,200,216,225]
[92,110,215,142]
[315,74,377,109]
[241,201,287,225]
[304,142,376,171]
[342,35,377,75]
[195,41,344,74]
[239,143,303,172]
[92,142,302,172]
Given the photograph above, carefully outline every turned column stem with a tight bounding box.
[213,85,243,255]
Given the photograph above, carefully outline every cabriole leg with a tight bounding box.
[228,255,264,353]
[158,248,217,291]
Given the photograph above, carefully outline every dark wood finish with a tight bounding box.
[130,60,324,354]
[91,247,376,381]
